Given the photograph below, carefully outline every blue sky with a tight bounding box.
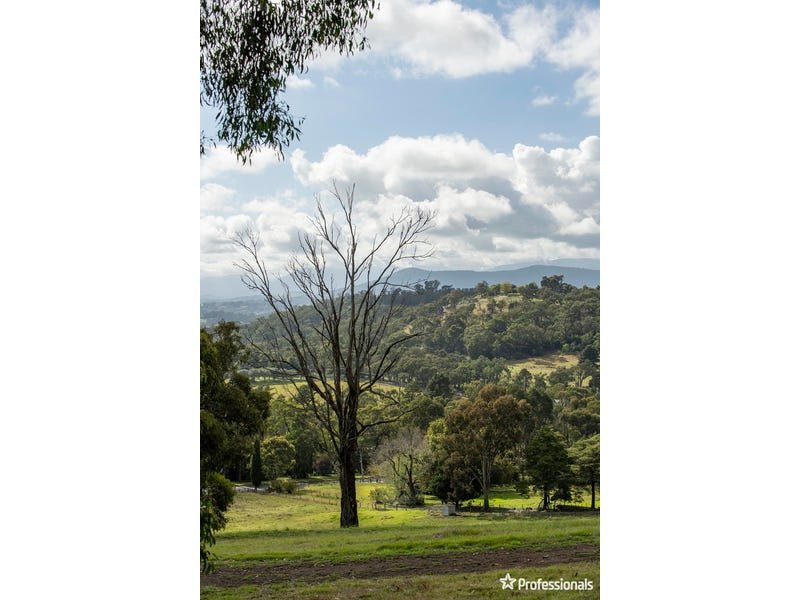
[200,0,600,287]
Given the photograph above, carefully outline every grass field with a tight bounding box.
[202,480,599,598]
[507,353,580,376]
[255,379,403,398]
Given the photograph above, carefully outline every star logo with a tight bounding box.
[499,572,517,590]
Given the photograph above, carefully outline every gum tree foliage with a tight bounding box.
[570,433,600,510]
[200,0,378,162]
[261,435,296,480]
[525,425,573,511]
[421,418,481,506]
[200,322,270,573]
[234,184,433,527]
[442,385,529,511]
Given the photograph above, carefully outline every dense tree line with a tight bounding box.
[242,276,599,393]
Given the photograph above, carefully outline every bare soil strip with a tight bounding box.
[201,543,599,588]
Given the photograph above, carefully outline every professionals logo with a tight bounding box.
[499,573,517,590]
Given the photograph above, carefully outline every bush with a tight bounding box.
[269,477,297,494]
[369,486,391,508]
[200,472,235,574]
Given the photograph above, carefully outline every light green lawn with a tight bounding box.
[214,482,598,565]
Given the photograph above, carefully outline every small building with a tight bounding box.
[440,504,457,516]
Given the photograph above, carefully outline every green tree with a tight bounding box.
[200,472,235,574]
[570,434,600,510]
[201,0,378,161]
[200,322,270,572]
[420,418,480,506]
[427,372,452,398]
[261,435,296,480]
[442,385,528,511]
[525,425,572,510]
[235,186,433,527]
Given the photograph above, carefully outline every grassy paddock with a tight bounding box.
[213,483,599,565]
[201,562,600,599]
[507,353,580,376]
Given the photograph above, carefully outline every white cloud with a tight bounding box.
[539,132,566,142]
[286,75,315,90]
[323,76,341,88]
[286,134,599,270]
[559,216,600,236]
[545,6,600,115]
[532,94,558,107]
[291,134,515,199]
[200,145,280,180]
[364,0,558,78]
[200,183,236,213]
[318,1,601,114]
[199,205,318,275]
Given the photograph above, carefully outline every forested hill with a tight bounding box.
[202,264,599,326]
[241,275,599,393]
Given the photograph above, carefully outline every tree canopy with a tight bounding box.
[200,322,270,572]
[200,0,378,161]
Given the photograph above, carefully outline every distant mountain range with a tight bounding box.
[384,265,599,290]
[201,263,599,324]
[201,261,599,301]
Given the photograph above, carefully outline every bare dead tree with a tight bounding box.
[375,427,427,503]
[233,184,434,527]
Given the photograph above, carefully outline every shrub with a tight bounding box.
[269,477,298,494]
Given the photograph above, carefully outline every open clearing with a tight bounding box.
[507,353,580,376]
[202,481,599,598]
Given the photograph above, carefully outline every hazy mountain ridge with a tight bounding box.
[202,262,599,301]
[386,265,599,290]
[201,263,599,325]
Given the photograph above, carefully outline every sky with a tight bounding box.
[200,0,600,291]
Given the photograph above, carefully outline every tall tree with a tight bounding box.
[234,185,433,527]
[442,385,528,511]
[525,425,572,511]
[201,0,378,161]
[570,433,600,510]
[200,322,270,572]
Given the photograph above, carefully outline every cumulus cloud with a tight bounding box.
[322,1,600,114]
[200,145,280,180]
[286,134,599,270]
[200,183,236,213]
[545,6,600,114]
[199,202,319,275]
[363,0,557,78]
[292,134,515,199]
[513,136,600,214]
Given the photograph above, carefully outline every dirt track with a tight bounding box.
[201,544,599,588]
